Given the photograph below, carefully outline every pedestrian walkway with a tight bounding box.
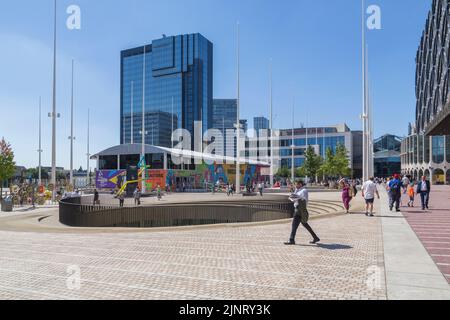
[0,192,386,300]
[401,186,450,284]
[1,189,449,300]
[381,186,450,300]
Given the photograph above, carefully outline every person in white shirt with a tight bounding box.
[361,177,380,217]
[284,180,320,245]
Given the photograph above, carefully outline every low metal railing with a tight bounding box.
[59,195,294,228]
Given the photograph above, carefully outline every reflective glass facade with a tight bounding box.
[401,133,450,184]
[120,34,213,148]
[254,117,269,133]
[211,99,237,156]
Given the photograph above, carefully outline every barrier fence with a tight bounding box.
[59,196,294,228]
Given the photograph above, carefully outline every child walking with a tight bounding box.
[407,183,415,207]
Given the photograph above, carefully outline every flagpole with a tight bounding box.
[269,58,274,188]
[50,0,57,202]
[131,81,134,144]
[362,0,368,182]
[86,108,90,187]
[141,45,147,194]
[171,96,174,149]
[69,59,74,186]
[236,22,241,194]
[38,97,42,186]
[291,98,295,183]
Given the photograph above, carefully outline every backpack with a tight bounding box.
[390,181,400,196]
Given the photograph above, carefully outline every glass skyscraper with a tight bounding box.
[254,116,269,133]
[211,99,237,157]
[120,33,213,148]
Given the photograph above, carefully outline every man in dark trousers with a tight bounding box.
[93,189,99,206]
[416,176,431,211]
[388,174,403,212]
[284,180,320,246]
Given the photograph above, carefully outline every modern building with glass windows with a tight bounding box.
[254,117,269,133]
[373,134,402,178]
[401,124,450,185]
[211,99,237,157]
[120,33,213,148]
[415,0,450,136]
[244,123,363,178]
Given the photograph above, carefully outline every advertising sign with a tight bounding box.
[96,170,126,189]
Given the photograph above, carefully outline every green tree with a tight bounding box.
[320,147,336,179]
[24,168,39,180]
[334,144,351,177]
[300,146,323,181]
[0,138,16,198]
[276,167,290,178]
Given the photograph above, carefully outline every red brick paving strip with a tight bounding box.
[402,186,450,283]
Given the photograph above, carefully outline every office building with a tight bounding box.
[120,33,213,147]
[244,123,363,178]
[211,99,237,156]
[373,134,402,178]
[415,0,450,135]
[401,124,450,185]
[254,116,270,134]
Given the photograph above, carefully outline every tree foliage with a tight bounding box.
[0,138,16,198]
[299,146,323,179]
[276,167,291,178]
[319,144,351,179]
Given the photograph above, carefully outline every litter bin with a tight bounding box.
[1,196,13,212]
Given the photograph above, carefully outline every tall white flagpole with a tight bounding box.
[171,96,174,149]
[38,97,42,186]
[51,0,57,201]
[86,108,90,187]
[236,22,241,194]
[362,0,368,182]
[141,45,147,194]
[269,58,274,187]
[131,81,134,144]
[69,59,74,186]
[291,98,295,183]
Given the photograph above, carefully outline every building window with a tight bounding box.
[432,136,445,164]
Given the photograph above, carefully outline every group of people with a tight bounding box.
[359,174,432,216]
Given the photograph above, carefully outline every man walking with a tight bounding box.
[416,176,431,211]
[362,177,380,217]
[284,180,320,246]
[258,182,263,197]
[93,189,99,206]
[133,186,141,206]
[388,174,403,212]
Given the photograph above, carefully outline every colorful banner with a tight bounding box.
[96,165,268,190]
[96,170,126,189]
[143,170,167,190]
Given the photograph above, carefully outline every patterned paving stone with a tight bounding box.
[0,205,387,300]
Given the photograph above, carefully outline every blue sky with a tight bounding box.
[0,0,431,169]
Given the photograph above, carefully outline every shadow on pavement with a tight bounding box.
[296,243,353,250]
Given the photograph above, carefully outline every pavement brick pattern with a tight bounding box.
[402,186,450,283]
[0,212,386,300]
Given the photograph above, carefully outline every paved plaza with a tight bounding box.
[0,189,449,300]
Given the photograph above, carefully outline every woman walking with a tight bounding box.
[341,181,353,214]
